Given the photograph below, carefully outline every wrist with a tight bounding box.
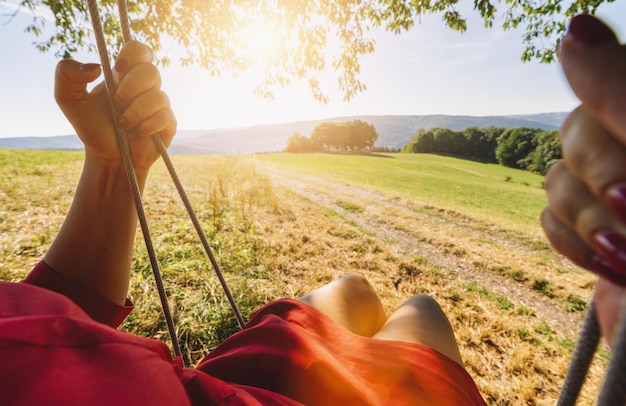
[83,149,150,191]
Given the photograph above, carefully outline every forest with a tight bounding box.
[402,126,561,175]
[286,123,560,176]
[285,120,379,153]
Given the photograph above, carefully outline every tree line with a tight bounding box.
[285,120,379,153]
[401,127,561,175]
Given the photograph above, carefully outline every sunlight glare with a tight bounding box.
[240,21,281,62]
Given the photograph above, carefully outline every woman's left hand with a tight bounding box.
[54,40,176,174]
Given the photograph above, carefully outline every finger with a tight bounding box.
[118,89,170,131]
[115,62,161,111]
[54,60,102,107]
[560,107,626,222]
[560,14,626,145]
[541,206,595,269]
[545,162,626,285]
[544,161,617,237]
[594,277,626,347]
[541,207,625,285]
[130,108,177,144]
[113,40,154,75]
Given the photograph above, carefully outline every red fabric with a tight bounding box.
[200,300,486,406]
[0,260,486,405]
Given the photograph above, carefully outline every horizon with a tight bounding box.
[0,111,568,139]
[2,2,625,138]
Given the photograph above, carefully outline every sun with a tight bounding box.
[240,21,281,62]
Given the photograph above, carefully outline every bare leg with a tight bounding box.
[373,294,464,366]
[299,274,387,337]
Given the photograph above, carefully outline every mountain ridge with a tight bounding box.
[0,112,567,154]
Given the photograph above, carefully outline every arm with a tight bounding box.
[541,14,626,346]
[42,41,176,306]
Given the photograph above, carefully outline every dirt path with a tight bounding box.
[259,165,585,336]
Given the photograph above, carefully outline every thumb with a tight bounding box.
[54,60,102,109]
[560,14,626,144]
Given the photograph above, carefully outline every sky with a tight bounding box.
[1,1,626,138]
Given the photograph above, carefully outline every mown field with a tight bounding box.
[0,149,608,405]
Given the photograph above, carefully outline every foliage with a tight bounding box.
[496,127,539,169]
[284,132,318,153]
[526,130,562,174]
[287,119,379,152]
[10,0,615,101]
[402,126,561,175]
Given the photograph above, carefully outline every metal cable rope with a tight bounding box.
[85,0,246,363]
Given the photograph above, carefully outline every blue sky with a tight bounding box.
[1,1,625,138]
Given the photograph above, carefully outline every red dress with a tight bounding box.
[0,261,486,405]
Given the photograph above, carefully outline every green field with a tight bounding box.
[253,153,547,236]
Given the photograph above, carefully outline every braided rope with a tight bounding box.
[557,292,626,406]
[86,0,183,359]
[114,0,245,330]
[86,0,246,363]
[556,298,601,406]
[152,136,246,329]
[114,0,245,331]
[598,295,626,404]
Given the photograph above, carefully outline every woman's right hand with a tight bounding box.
[541,14,626,346]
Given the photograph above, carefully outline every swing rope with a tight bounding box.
[556,298,601,405]
[87,0,626,402]
[85,0,246,363]
[557,294,626,405]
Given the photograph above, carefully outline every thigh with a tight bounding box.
[373,294,464,366]
[298,274,387,337]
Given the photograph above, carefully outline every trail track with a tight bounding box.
[260,165,585,337]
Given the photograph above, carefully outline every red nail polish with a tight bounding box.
[118,116,131,129]
[79,63,101,72]
[114,58,130,73]
[606,185,626,223]
[590,254,626,287]
[594,232,626,283]
[567,14,617,48]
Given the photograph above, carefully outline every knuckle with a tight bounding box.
[543,160,565,190]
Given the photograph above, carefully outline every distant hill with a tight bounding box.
[0,135,84,150]
[0,113,567,154]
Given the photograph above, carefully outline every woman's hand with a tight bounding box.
[54,40,176,175]
[45,41,176,305]
[541,14,626,346]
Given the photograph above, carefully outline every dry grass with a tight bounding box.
[0,149,609,404]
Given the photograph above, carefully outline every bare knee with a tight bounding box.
[405,294,444,316]
[375,293,464,365]
[299,273,386,337]
[338,274,376,296]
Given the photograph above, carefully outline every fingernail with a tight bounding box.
[567,14,616,48]
[594,232,626,275]
[606,184,626,223]
[114,58,130,73]
[79,63,101,72]
[118,116,131,129]
[590,254,626,287]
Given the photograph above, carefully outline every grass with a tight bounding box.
[0,149,607,405]
[464,281,515,311]
[253,153,547,236]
